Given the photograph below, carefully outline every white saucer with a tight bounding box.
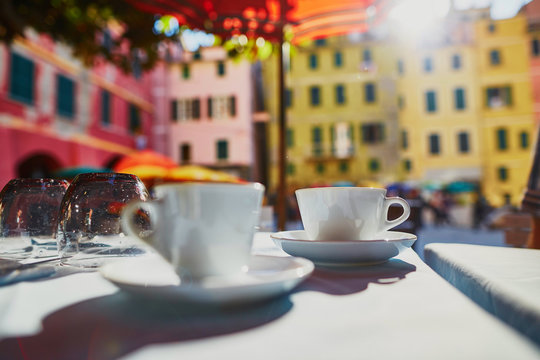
[271,230,417,265]
[99,255,314,305]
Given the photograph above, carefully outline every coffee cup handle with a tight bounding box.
[121,200,159,244]
[381,197,411,233]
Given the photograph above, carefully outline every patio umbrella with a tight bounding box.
[113,150,177,172]
[129,0,390,229]
[166,165,243,183]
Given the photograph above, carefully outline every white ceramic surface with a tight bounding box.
[295,187,411,241]
[271,230,417,265]
[99,255,314,305]
[122,183,264,279]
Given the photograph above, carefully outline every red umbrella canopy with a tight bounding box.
[113,150,177,172]
[130,0,390,43]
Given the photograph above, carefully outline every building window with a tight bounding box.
[56,74,75,118]
[312,126,323,156]
[488,23,496,33]
[365,83,376,103]
[423,57,433,72]
[182,64,190,79]
[217,61,225,76]
[309,54,318,69]
[9,52,35,104]
[369,158,380,172]
[503,193,511,205]
[216,139,228,160]
[429,134,440,155]
[176,98,202,121]
[207,96,235,119]
[425,90,437,112]
[361,123,385,144]
[310,86,321,106]
[193,51,202,60]
[334,51,343,67]
[398,95,405,110]
[315,163,325,174]
[287,163,296,175]
[285,88,292,108]
[452,54,461,70]
[401,130,408,150]
[170,100,178,121]
[363,48,372,63]
[128,104,141,134]
[458,132,470,153]
[339,161,349,173]
[335,84,346,105]
[498,166,508,181]
[454,88,466,110]
[228,96,236,117]
[496,128,508,150]
[180,143,191,164]
[403,159,412,172]
[486,86,512,108]
[532,39,540,57]
[397,59,404,75]
[520,131,529,149]
[314,39,326,46]
[286,128,294,148]
[490,50,501,65]
[101,90,111,126]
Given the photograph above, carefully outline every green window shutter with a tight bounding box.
[498,166,508,181]
[369,158,380,172]
[287,163,296,175]
[129,104,141,133]
[505,86,512,106]
[365,83,376,103]
[310,86,320,106]
[429,134,440,154]
[403,159,412,172]
[458,132,470,153]
[286,128,294,148]
[455,88,466,110]
[339,161,348,173]
[334,51,343,67]
[182,64,190,79]
[401,130,408,150]
[101,90,111,126]
[217,140,228,160]
[330,125,335,155]
[312,126,322,156]
[315,163,325,174]
[207,97,213,118]
[497,128,508,150]
[171,100,178,121]
[520,131,529,149]
[309,54,318,69]
[10,52,35,104]
[192,98,201,119]
[56,74,75,118]
[228,96,236,117]
[426,91,437,112]
[217,61,225,76]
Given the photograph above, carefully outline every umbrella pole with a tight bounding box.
[277,28,287,231]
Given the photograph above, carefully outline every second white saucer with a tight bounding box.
[100,254,314,305]
[271,230,417,265]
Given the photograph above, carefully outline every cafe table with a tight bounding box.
[0,233,539,360]
[424,243,540,348]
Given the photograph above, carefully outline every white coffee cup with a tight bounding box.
[295,187,410,241]
[121,182,265,279]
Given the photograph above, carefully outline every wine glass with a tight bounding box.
[0,178,69,259]
[56,173,150,268]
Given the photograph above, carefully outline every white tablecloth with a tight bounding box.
[425,243,540,347]
[0,234,538,359]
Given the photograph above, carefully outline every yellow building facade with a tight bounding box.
[264,10,536,207]
[264,36,400,193]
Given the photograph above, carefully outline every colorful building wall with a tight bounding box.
[0,31,157,188]
[166,47,257,180]
[264,36,400,193]
[476,14,536,206]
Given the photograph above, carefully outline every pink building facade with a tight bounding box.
[166,47,264,180]
[0,31,160,187]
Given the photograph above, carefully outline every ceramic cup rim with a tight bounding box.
[296,186,386,196]
[154,181,265,192]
